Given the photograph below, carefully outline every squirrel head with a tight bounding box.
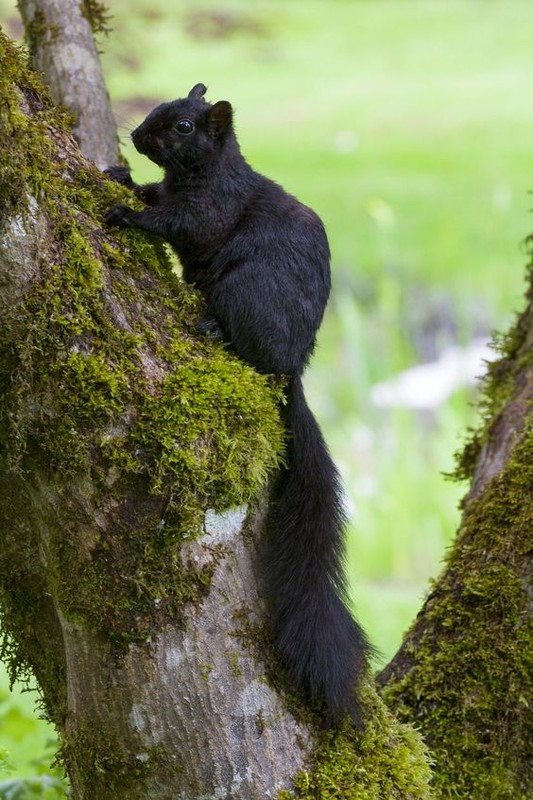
[130,84,236,171]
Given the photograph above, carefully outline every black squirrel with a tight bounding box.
[105,83,371,725]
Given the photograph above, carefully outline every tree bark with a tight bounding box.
[1,20,531,800]
[378,265,533,798]
[0,29,435,799]
[0,28,308,798]
[56,507,314,799]
[17,0,118,167]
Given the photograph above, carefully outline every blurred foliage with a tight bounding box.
[0,776,66,800]
[0,680,67,797]
[1,0,532,785]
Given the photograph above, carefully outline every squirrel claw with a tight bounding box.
[104,165,135,188]
[105,204,134,227]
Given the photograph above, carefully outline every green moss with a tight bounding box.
[134,354,285,525]
[0,27,284,672]
[0,483,68,725]
[278,684,433,800]
[454,250,532,482]
[377,249,533,797]
[62,716,182,799]
[0,41,49,215]
[24,10,61,51]
[228,651,244,678]
[80,1,112,36]
[382,420,533,799]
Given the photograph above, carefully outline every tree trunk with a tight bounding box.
[0,29,434,799]
[1,22,531,800]
[378,263,533,799]
[17,0,118,167]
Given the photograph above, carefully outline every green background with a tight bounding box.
[1,1,532,793]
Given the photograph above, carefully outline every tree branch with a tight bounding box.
[17,0,118,167]
[378,262,533,798]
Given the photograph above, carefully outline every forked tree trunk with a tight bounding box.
[0,23,531,800]
[0,30,433,800]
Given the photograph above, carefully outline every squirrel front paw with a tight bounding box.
[104,165,135,189]
[105,204,135,227]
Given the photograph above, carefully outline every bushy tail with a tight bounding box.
[265,374,371,725]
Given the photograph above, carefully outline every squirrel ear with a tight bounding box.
[207,101,233,138]
[188,83,207,100]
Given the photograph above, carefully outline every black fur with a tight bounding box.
[105,83,371,724]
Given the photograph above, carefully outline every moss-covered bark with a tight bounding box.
[0,25,437,799]
[0,30,293,797]
[379,256,533,798]
[2,22,530,800]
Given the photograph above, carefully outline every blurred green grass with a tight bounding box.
[1,0,532,786]
[0,674,66,795]
[101,0,531,319]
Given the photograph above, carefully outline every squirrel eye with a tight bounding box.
[176,119,194,135]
